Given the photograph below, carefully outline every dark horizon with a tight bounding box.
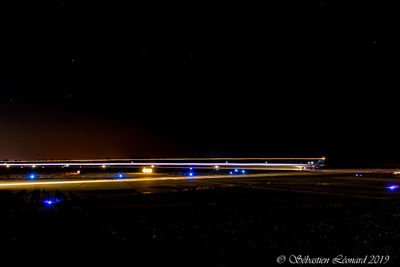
[1,1,395,168]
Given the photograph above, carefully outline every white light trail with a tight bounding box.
[1,162,310,167]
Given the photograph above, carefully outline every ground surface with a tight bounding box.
[0,169,399,266]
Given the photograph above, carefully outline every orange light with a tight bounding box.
[142,167,153,173]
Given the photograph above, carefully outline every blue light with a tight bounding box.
[386,185,399,191]
[118,173,124,178]
[229,171,233,175]
[43,198,63,206]
[29,174,36,179]
[189,167,193,170]
[241,170,246,174]
[189,172,193,177]
[234,169,239,172]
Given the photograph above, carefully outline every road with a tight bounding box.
[0,169,399,201]
[2,168,400,266]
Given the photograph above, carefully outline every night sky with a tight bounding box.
[0,1,395,167]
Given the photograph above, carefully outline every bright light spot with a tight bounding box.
[102,165,107,168]
[43,198,63,206]
[229,171,233,175]
[215,165,219,169]
[386,185,399,191]
[142,167,153,173]
[241,170,246,174]
[65,164,69,167]
[189,167,193,170]
[151,165,155,168]
[234,169,239,172]
[394,171,400,175]
[118,174,124,178]
[77,170,81,174]
[189,172,193,177]
[32,165,36,168]
[6,165,10,168]
[29,174,36,179]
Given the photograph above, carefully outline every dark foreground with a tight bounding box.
[1,170,400,266]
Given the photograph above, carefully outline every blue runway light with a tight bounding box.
[189,172,193,177]
[234,169,239,172]
[386,185,399,191]
[241,170,246,174]
[43,198,63,206]
[29,174,36,179]
[189,167,193,170]
[118,173,124,178]
[229,171,233,175]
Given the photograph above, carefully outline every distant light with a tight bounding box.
[234,169,239,172]
[6,165,10,168]
[65,164,69,167]
[142,167,153,173]
[77,170,81,174]
[215,165,219,169]
[229,171,233,175]
[43,198,63,206]
[386,185,399,191]
[151,165,155,168]
[29,174,36,179]
[118,173,124,178]
[189,172,193,177]
[32,165,36,168]
[102,165,107,168]
[355,174,359,176]
[241,170,246,174]
[189,167,193,170]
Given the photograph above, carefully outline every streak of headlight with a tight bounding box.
[2,162,309,167]
[1,157,325,162]
[0,173,273,188]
